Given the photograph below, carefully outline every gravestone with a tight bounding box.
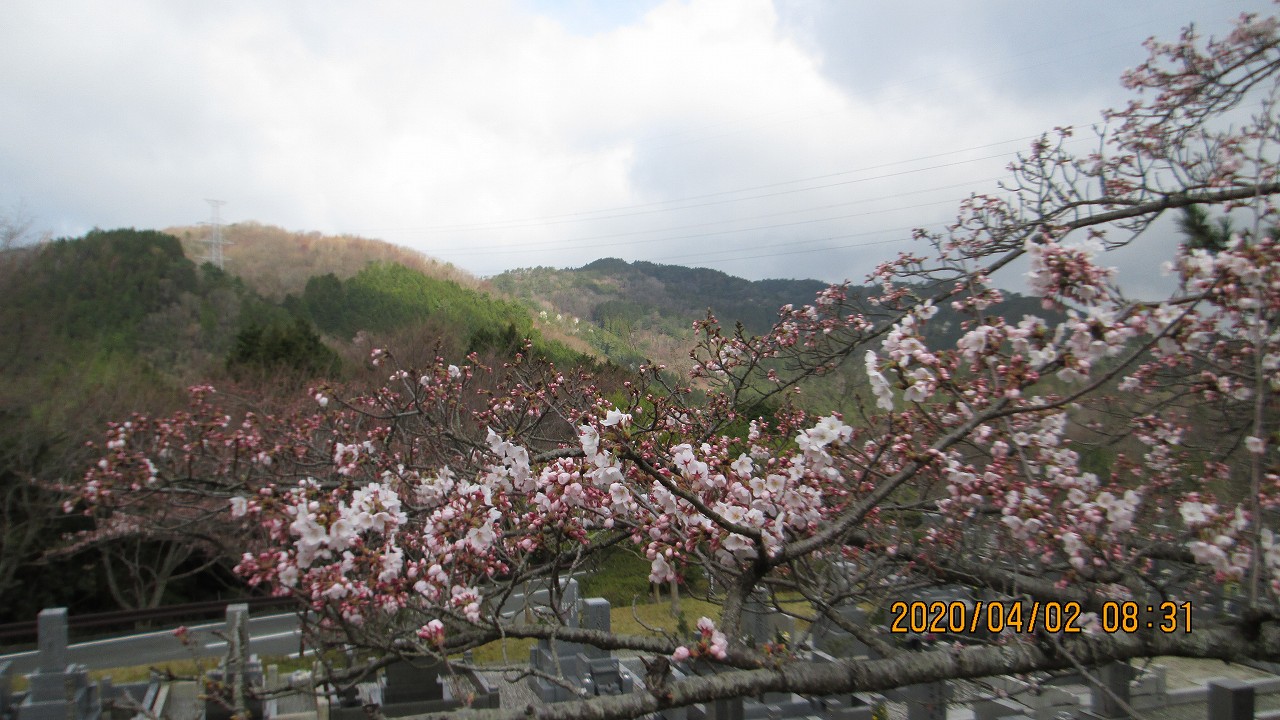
[653,661,689,720]
[95,678,112,720]
[901,681,949,720]
[665,651,851,720]
[383,658,445,704]
[810,605,874,658]
[204,605,264,720]
[803,651,883,719]
[811,694,879,720]
[983,674,1087,720]
[910,585,975,642]
[1080,662,1138,719]
[1021,684,1081,720]
[18,608,100,720]
[36,610,67,672]
[1196,583,1230,627]
[1208,679,1255,720]
[204,657,265,720]
[577,598,634,697]
[579,597,611,662]
[528,579,589,702]
[972,696,1033,720]
[227,604,251,719]
[743,601,793,647]
[738,596,809,713]
[706,697,743,720]
[1128,664,1167,710]
[328,657,497,719]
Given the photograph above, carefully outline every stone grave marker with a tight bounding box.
[528,579,590,702]
[1128,664,1167,710]
[99,679,154,720]
[972,696,1033,720]
[741,596,772,646]
[36,609,67,672]
[1019,684,1081,720]
[1080,662,1138,719]
[579,597,611,663]
[810,693,879,720]
[204,605,264,720]
[706,696,744,720]
[95,677,111,720]
[228,604,251,719]
[651,660,688,720]
[18,608,100,720]
[1208,678,1255,720]
[911,585,977,642]
[982,674,1087,720]
[810,604,874,658]
[703,595,820,718]
[900,681,949,720]
[577,598,634,697]
[383,658,445,704]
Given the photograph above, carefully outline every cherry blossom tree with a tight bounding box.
[76,12,1280,719]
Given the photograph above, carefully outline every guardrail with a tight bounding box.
[0,596,295,645]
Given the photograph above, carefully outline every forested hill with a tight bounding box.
[163,221,480,300]
[0,226,1048,621]
[491,259,831,369]
[495,258,829,334]
[490,257,1050,373]
[0,227,577,622]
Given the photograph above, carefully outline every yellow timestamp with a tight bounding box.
[1100,601,1194,634]
[886,599,1195,635]
[888,600,1085,635]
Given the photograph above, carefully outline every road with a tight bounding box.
[0,612,306,675]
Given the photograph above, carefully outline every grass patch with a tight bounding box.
[578,546,707,607]
[577,547,655,606]
[468,598,722,665]
[9,658,231,692]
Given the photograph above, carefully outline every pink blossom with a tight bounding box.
[417,619,445,645]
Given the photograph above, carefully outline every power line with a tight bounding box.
[408,123,1112,269]
[367,4,1247,278]
[429,177,1002,257]
[661,223,935,265]
[359,131,1094,236]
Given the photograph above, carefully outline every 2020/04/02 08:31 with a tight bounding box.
[887,600,1194,635]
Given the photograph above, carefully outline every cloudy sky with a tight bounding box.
[1,0,1272,287]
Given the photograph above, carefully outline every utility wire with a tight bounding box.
[360,132,1092,235]
[428,178,1001,256]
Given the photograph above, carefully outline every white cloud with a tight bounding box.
[0,0,1274,285]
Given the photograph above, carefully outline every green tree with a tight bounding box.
[1177,204,1235,253]
[226,314,340,379]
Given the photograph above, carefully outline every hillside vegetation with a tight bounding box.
[493,259,830,369]
[0,227,580,621]
[492,258,1050,412]
[165,222,481,300]
[284,262,580,366]
[0,226,1049,622]
[0,229,254,620]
